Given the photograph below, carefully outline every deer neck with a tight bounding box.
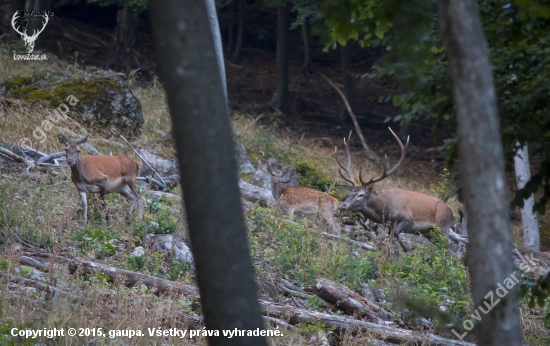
[271,180,281,201]
[360,193,384,223]
[70,156,90,182]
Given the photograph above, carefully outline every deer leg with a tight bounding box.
[79,191,88,225]
[128,181,143,220]
[99,187,110,223]
[392,219,414,252]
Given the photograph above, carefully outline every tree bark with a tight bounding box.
[436,1,522,345]
[514,142,540,250]
[232,0,244,59]
[111,6,139,73]
[270,5,291,117]
[149,0,267,345]
[301,20,311,74]
[205,0,227,100]
[339,40,354,123]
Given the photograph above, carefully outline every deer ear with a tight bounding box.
[78,134,89,144]
[58,134,68,145]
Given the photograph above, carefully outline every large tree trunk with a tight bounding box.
[339,40,354,122]
[111,6,139,73]
[514,142,540,250]
[437,1,522,345]
[149,0,267,345]
[205,0,227,99]
[301,20,311,74]
[231,0,244,58]
[270,5,291,117]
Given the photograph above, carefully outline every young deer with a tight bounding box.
[335,129,453,251]
[58,134,143,224]
[268,164,340,234]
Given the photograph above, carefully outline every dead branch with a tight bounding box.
[67,258,198,298]
[18,255,50,271]
[0,147,27,163]
[120,135,168,190]
[37,152,65,164]
[321,232,376,251]
[320,73,379,164]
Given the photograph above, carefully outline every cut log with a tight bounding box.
[259,300,475,346]
[67,258,198,298]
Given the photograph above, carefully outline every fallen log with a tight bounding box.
[312,278,380,322]
[18,255,50,271]
[67,258,198,298]
[321,232,376,251]
[37,152,65,164]
[259,300,475,346]
[0,147,28,163]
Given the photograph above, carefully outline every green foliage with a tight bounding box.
[384,231,471,325]
[520,273,550,327]
[124,252,163,276]
[307,294,326,311]
[86,0,147,11]
[72,226,120,259]
[365,0,550,212]
[168,258,192,281]
[133,198,179,236]
[430,168,453,202]
[247,206,375,289]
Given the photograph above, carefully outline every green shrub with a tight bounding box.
[383,231,471,326]
[247,207,375,290]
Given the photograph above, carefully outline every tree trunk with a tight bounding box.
[436,1,522,345]
[514,142,540,250]
[301,20,311,74]
[270,5,291,117]
[205,0,227,100]
[339,40,354,123]
[149,0,267,345]
[232,0,244,59]
[111,6,139,73]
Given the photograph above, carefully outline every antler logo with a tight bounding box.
[11,9,49,54]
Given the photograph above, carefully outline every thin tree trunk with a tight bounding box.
[301,20,311,74]
[514,142,540,250]
[270,5,291,117]
[149,0,267,345]
[111,6,139,72]
[232,0,244,59]
[437,0,522,345]
[340,40,354,123]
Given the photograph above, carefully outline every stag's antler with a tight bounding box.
[360,127,409,187]
[11,12,27,37]
[335,131,358,187]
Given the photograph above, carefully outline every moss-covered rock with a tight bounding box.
[1,70,143,137]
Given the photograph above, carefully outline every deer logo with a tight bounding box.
[11,10,49,54]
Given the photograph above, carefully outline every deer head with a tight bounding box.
[335,128,409,211]
[58,134,89,166]
[12,11,49,54]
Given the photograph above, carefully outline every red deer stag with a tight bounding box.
[267,164,340,234]
[335,129,452,251]
[58,134,143,225]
